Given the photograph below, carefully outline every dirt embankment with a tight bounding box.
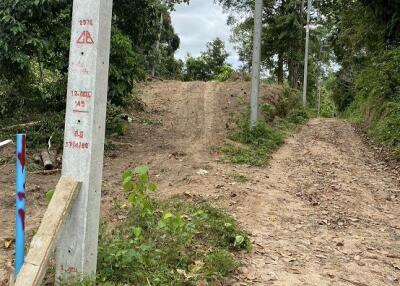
[1,81,399,286]
[0,80,266,283]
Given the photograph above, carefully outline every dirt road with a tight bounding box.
[1,81,399,285]
[226,119,400,285]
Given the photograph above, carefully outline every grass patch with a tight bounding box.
[62,166,250,286]
[221,121,283,166]
[230,173,250,183]
[221,87,310,166]
[221,112,308,166]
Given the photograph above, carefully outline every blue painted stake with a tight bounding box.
[15,134,26,276]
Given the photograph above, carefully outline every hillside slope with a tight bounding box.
[0,81,399,285]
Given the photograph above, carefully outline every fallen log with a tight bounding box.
[29,169,61,175]
[8,267,14,286]
[40,151,53,170]
[110,140,134,148]
[1,121,41,131]
[0,140,13,148]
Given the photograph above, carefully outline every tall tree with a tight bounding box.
[218,0,309,89]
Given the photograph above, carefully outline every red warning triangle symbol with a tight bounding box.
[77,31,94,44]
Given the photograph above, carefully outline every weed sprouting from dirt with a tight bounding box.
[230,173,250,183]
[67,166,250,286]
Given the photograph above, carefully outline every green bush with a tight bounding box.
[274,87,303,118]
[260,103,277,122]
[184,56,210,81]
[0,112,65,148]
[331,70,356,112]
[344,47,400,151]
[232,121,283,148]
[356,48,400,103]
[222,121,284,166]
[106,103,129,136]
[286,108,309,124]
[222,86,309,166]
[94,166,250,285]
[183,38,230,81]
[369,102,400,150]
[214,65,235,82]
[108,28,145,107]
[205,250,237,277]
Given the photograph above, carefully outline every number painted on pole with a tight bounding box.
[60,265,78,273]
[74,130,84,139]
[70,90,92,98]
[79,19,93,26]
[65,141,89,150]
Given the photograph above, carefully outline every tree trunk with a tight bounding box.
[277,51,284,84]
[152,10,164,77]
[288,48,294,88]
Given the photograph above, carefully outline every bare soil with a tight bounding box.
[1,81,399,285]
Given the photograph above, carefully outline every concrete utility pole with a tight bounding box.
[302,0,311,107]
[152,1,165,77]
[317,74,321,116]
[316,43,323,117]
[56,0,113,280]
[250,0,264,128]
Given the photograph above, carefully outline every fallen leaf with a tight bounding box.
[196,169,209,176]
[4,239,13,249]
[197,279,208,286]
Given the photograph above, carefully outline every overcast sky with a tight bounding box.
[171,0,241,68]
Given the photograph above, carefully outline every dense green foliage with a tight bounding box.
[2,0,398,152]
[0,0,187,147]
[72,166,250,285]
[221,1,306,86]
[317,0,400,152]
[218,0,332,110]
[218,0,400,152]
[184,38,231,81]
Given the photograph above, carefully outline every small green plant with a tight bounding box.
[122,165,157,221]
[205,250,238,277]
[231,173,250,183]
[158,211,188,235]
[46,188,55,203]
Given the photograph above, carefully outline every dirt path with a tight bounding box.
[227,119,400,285]
[1,81,399,285]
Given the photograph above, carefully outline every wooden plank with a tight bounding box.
[0,139,12,148]
[8,269,15,286]
[14,177,81,286]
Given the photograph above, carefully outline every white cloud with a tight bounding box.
[171,0,241,68]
